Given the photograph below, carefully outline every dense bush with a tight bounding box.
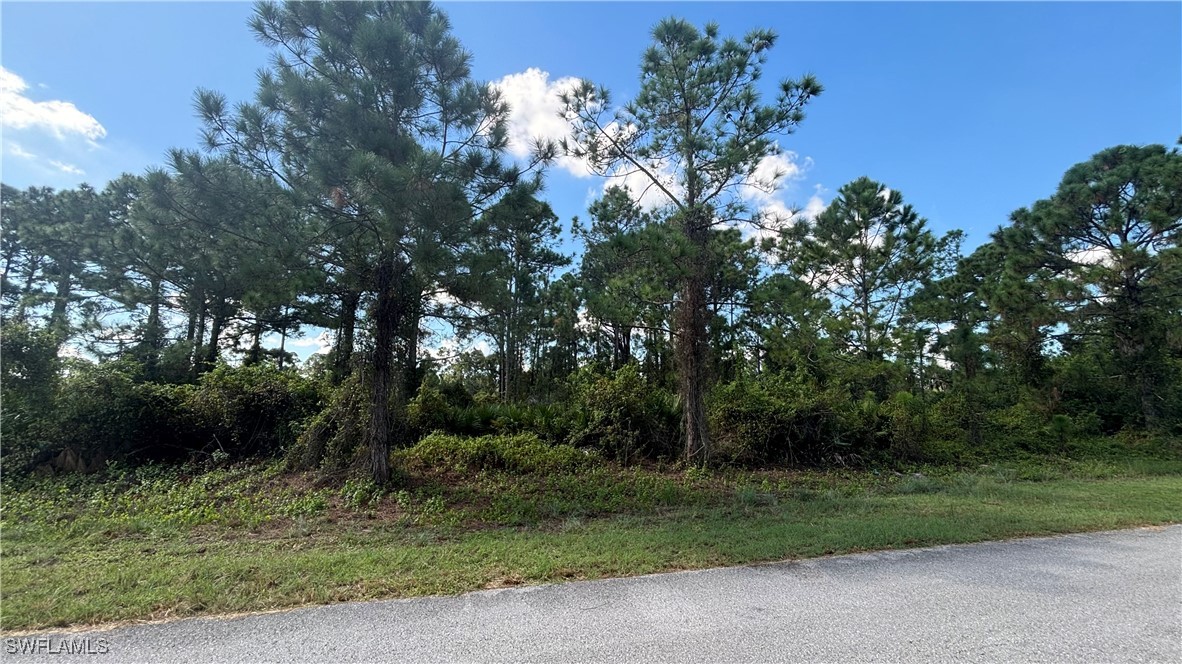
[406,383,454,437]
[1050,352,1129,434]
[285,373,370,473]
[984,400,1048,453]
[406,364,679,464]
[708,371,855,466]
[565,364,680,463]
[12,360,323,473]
[7,344,1176,482]
[0,323,62,470]
[27,360,193,468]
[399,432,597,474]
[882,391,927,461]
[406,383,574,443]
[186,364,324,458]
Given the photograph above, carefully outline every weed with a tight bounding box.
[341,478,385,510]
[894,474,943,495]
[2,453,1180,631]
[735,485,777,507]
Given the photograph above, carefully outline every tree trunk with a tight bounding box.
[859,294,875,362]
[278,322,288,371]
[143,275,164,379]
[611,324,632,370]
[192,296,208,376]
[145,277,163,348]
[246,318,264,366]
[676,265,711,466]
[402,291,423,399]
[367,256,407,485]
[333,289,360,384]
[201,299,226,373]
[185,289,200,343]
[48,262,74,346]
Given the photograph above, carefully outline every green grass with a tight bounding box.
[2,452,1181,632]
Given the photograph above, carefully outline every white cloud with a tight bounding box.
[311,331,332,355]
[6,142,35,159]
[48,160,84,175]
[1,67,106,141]
[800,185,828,221]
[286,330,333,355]
[491,67,821,227]
[58,344,91,361]
[576,306,595,333]
[736,154,821,241]
[748,199,798,241]
[429,290,462,309]
[428,336,492,363]
[1067,247,1111,267]
[744,149,811,198]
[492,67,589,177]
[609,158,682,211]
[493,68,685,209]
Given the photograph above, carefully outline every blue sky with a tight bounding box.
[3,1,1179,255]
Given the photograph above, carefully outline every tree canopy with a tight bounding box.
[3,5,1179,482]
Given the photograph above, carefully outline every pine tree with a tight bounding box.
[577,186,667,371]
[198,1,545,482]
[1008,144,1182,426]
[454,186,569,401]
[562,19,821,464]
[786,177,944,363]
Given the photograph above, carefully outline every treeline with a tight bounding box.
[2,3,1180,481]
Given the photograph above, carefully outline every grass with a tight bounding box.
[2,446,1181,633]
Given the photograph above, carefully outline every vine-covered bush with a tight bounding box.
[709,370,889,466]
[186,364,324,458]
[565,364,680,463]
[286,372,369,473]
[1,323,64,471]
[19,361,323,473]
[399,432,597,474]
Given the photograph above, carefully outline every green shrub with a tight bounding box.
[928,388,986,449]
[566,364,680,463]
[184,365,324,459]
[435,378,476,410]
[406,382,580,444]
[986,400,1048,453]
[708,371,854,466]
[340,477,385,509]
[829,358,908,402]
[14,360,324,473]
[882,391,925,461]
[1071,411,1103,437]
[406,383,452,437]
[1046,414,1073,451]
[42,360,196,467]
[1,324,63,471]
[286,373,369,472]
[400,432,597,474]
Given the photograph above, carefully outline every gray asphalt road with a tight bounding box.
[5,526,1180,663]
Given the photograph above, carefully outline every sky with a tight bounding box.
[3,2,1179,241]
[2,1,1180,357]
